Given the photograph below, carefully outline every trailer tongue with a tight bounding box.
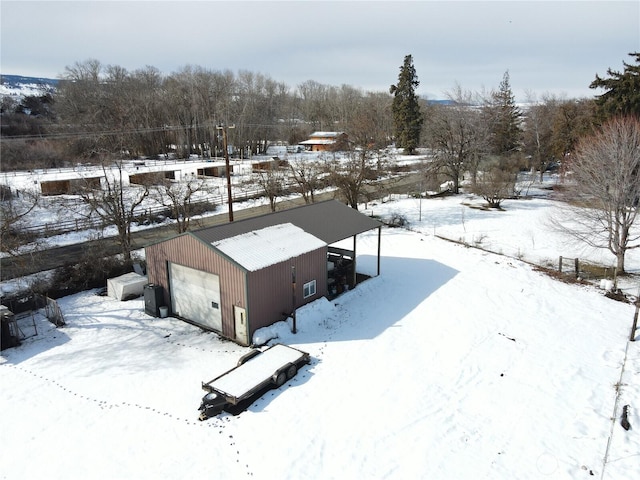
[199,344,310,420]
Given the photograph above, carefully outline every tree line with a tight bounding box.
[0,60,394,171]
[0,55,617,173]
[2,53,640,274]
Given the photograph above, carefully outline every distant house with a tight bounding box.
[251,157,288,172]
[298,132,349,152]
[144,200,382,345]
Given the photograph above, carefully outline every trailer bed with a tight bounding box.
[206,344,308,401]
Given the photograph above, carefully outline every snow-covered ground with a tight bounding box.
[1,188,639,479]
[366,191,640,288]
[4,169,637,296]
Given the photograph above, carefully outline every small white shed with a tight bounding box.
[107,272,147,301]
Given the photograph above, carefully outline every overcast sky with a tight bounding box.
[1,0,638,101]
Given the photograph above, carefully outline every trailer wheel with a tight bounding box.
[274,371,287,387]
[286,364,297,380]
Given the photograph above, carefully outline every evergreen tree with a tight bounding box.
[485,70,523,156]
[390,55,424,154]
[590,52,640,119]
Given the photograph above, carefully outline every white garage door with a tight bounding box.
[169,263,222,331]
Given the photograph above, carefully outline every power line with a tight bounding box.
[0,121,289,142]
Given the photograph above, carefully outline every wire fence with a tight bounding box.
[432,231,627,294]
[19,188,267,237]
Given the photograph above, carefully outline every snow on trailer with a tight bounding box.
[199,344,310,419]
[207,344,308,399]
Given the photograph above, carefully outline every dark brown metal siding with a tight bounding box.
[246,246,327,336]
[145,235,246,339]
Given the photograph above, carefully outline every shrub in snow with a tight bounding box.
[386,212,408,228]
[29,254,136,299]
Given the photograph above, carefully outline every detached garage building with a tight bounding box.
[145,200,382,345]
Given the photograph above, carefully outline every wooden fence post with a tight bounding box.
[559,256,563,273]
[575,258,580,279]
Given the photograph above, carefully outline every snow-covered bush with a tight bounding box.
[386,212,408,228]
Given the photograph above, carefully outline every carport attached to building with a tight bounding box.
[145,200,382,345]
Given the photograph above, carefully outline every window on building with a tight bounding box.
[303,280,316,298]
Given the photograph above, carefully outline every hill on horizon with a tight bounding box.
[1,74,58,86]
[0,74,58,99]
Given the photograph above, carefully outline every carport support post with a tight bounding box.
[291,265,297,334]
[377,226,381,276]
[352,235,357,288]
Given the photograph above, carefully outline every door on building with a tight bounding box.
[169,263,222,331]
[234,306,248,345]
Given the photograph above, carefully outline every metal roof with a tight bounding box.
[308,131,344,137]
[212,223,326,271]
[192,200,382,245]
[298,131,346,145]
[298,139,336,145]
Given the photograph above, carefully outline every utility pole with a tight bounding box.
[217,124,235,222]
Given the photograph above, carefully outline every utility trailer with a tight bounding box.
[198,343,310,420]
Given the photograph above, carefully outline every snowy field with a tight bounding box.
[1,189,639,479]
[367,191,640,289]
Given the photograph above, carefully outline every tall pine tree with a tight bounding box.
[486,70,523,156]
[474,71,523,204]
[590,52,640,119]
[390,55,423,154]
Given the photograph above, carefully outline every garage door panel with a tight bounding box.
[169,263,221,331]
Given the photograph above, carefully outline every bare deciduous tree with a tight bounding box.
[423,86,490,193]
[329,149,377,210]
[78,160,149,263]
[288,157,326,204]
[553,117,640,272]
[297,80,337,131]
[426,96,478,193]
[426,106,466,194]
[523,93,562,180]
[253,164,286,212]
[155,175,214,233]
[0,187,40,257]
[326,92,394,207]
[472,156,518,209]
